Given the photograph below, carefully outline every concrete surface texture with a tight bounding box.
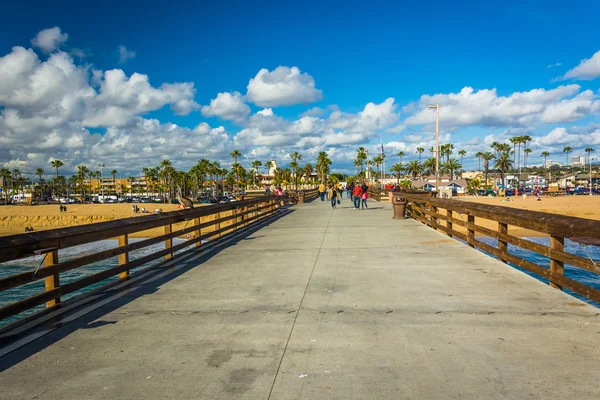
[1,197,599,399]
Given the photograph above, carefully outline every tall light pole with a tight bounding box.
[98,163,105,201]
[429,104,440,196]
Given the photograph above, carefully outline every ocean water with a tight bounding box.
[0,238,190,327]
[1,237,599,328]
[475,237,600,307]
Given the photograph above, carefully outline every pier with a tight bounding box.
[1,195,600,399]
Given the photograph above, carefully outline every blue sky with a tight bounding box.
[1,0,599,176]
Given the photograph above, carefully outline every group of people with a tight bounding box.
[132,204,163,214]
[318,182,369,210]
[58,204,68,212]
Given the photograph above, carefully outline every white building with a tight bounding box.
[572,156,586,167]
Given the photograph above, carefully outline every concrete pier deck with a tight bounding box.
[1,198,599,399]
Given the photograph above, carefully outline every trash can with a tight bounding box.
[392,196,408,219]
[298,191,305,204]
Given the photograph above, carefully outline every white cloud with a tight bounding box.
[256,108,273,117]
[561,50,600,80]
[201,91,250,122]
[31,27,68,53]
[118,45,136,63]
[246,66,322,107]
[547,62,562,68]
[392,85,591,133]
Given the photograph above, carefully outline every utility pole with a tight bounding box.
[98,163,105,201]
[429,105,440,196]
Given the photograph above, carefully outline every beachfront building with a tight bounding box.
[559,173,600,189]
[410,175,471,196]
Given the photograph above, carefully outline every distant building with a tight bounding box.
[572,156,586,167]
[543,160,554,168]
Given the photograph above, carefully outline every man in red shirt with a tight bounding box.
[352,184,363,209]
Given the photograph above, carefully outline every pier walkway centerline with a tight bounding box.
[1,199,599,399]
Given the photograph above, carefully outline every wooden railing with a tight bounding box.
[403,193,600,304]
[0,196,279,326]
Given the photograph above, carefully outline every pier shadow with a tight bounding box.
[0,208,294,371]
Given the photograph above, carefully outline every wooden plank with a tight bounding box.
[118,234,129,279]
[498,222,508,264]
[550,236,565,290]
[194,217,201,248]
[164,224,173,260]
[44,251,60,308]
[446,209,453,238]
[467,215,475,248]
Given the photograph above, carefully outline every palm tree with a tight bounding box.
[35,168,44,184]
[110,169,118,186]
[585,147,594,167]
[475,151,483,172]
[356,147,367,173]
[230,149,242,163]
[316,151,331,183]
[480,152,495,189]
[443,158,462,180]
[510,137,518,172]
[389,163,404,184]
[289,152,302,190]
[458,150,466,166]
[406,160,423,179]
[541,151,550,171]
[50,159,64,178]
[416,147,425,161]
[563,146,572,167]
[494,152,514,189]
[523,148,532,170]
[77,165,89,202]
[397,151,405,163]
[251,160,262,186]
[521,135,532,171]
[1,168,10,204]
[302,163,314,185]
[128,176,136,196]
[265,161,273,176]
[423,157,437,177]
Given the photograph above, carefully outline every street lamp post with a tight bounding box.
[98,163,105,201]
[429,104,440,196]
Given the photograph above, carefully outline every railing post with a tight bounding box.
[549,236,565,290]
[216,212,222,238]
[118,234,129,278]
[43,250,60,307]
[164,224,173,260]
[431,204,438,230]
[446,209,453,237]
[498,223,508,263]
[467,215,475,248]
[194,217,201,247]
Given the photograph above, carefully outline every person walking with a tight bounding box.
[318,182,326,201]
[361,189,369,209]
[329,185,338,208]
[347,182,355,201]
[352,184,363,209]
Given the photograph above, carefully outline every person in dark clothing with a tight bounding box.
[347,183,355,201]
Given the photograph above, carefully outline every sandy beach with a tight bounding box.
[0,203,229,238]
